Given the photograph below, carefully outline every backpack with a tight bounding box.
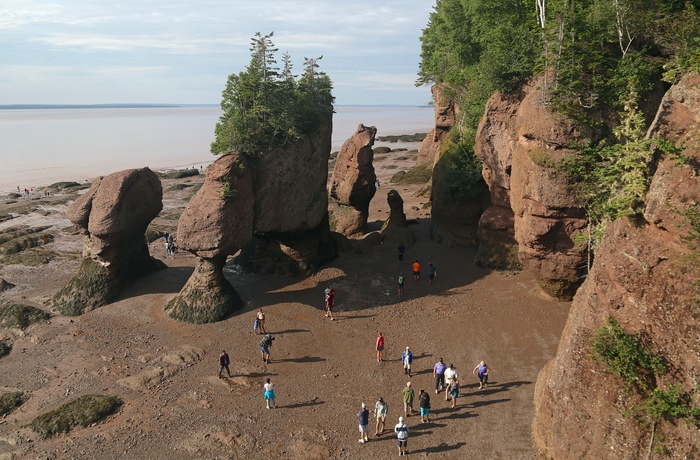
[260,335,272,348]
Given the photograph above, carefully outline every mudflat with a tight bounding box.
[0,149,570,459]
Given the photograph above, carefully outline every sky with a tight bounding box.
[0,1,436,106]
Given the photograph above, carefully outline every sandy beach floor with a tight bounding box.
[0,147,570,459]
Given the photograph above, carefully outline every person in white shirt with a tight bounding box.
[394,416,409,456]
[263,378,276,409]
[444,364,458,401]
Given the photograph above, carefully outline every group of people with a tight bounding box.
[396,243,437,297]
[163,233,177,256]
[357,399,409,455]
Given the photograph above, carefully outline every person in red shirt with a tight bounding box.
[376,331,385,362]
[412,260,421,281]
[324,286,335,320]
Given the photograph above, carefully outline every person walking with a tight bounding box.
[376,331,385,362]
[397,242,405,262]
[260,334,274,363]
[263,378,276,409]
[419,389,431,423]
[397,272,405,298]
[433,358,446,393]
[427,263,436,284]
[256,309,266,334]
[402,381,415,417]
[324,286,335,320]
[401,346,413,377]
[218,350,232,378]
[394,416,409,456]
[473,360,490,389]
[412,259,421,281]
[448,376,460,408]
[358,402,370,443]
[373,396,388,437]
[444,364,458,400]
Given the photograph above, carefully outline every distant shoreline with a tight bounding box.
[0,103,430,111]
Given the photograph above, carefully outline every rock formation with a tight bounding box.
[165,153,253,323]
[379,189,416,246]
[0,278,14,292]
[473,206,520,270]
[329,124,377,236]
[52,168,164,315]
[533,73,700,459]
[236,113,337,275]
[417,85,457,167]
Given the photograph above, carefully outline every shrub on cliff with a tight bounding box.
[29,395,121,439]
[211,32,334,156]
[0,392,23,416]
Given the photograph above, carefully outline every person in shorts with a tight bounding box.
[449,376,460,408]
[394,416,409,456]
[324,286,335,320]
[358,402,370,443]
[376,331,385,362]
[260,334,274,363]
[256,309,266,334]
[402,346,413,377]
[263,378,276,409]
[397,273,405,298]
[402,381,415,417]
[473,360,490,389]
[412,259,421,281]
[444,364,458,400]
[419,389,431,423]
[373,396,388,436]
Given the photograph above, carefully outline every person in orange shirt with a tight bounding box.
[412,260,421,281]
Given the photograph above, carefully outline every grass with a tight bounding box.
[159,169,200,179]
[0,226,54,255]
[376,133,427,143]
[390,164,432,185]
[0,304,51,329]
[29,394,121,439]
[2,248,59,266]
[0,392,24,416]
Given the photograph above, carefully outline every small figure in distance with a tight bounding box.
[448,376,460,408]
[375,178,381,189]
[259,334,274,363]
[397,242,405,262]
[324,286,335,320]
[402,346,413,377]
[358,402,370,443]
[376,331,385,362]
[473,360,490,390]
[433,357,446,394]
[374,396,388,437]
[253,316,261,335]
[419,389,431,423]
[397,272,405,298]
[402,381,415,417]
[412,259,421,281]
[264,377,276,409]
[428,262,436,284]
[394,415,409,456]
[218,350,232,378]
[256,309,266,334]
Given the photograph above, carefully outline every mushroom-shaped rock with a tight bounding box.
[166,153,254,324]
[379,189,415,246]
[329,124,377,235]
[52,168,164,315]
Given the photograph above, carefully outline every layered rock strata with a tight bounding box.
[52,168,164,315]
[329,124,378,236]
[379,189,415,246]
[417,85,457,167]
[166,153,253,323]
[533,73,700,459]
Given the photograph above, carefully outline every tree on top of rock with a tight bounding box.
[211,32,334,156]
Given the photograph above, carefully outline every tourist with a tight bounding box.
[394,416,409,456]
[376,331,385,362]
[260,334,274,363]
[324,286,335,320]
[419,389,431,423]
[397,272,405,298]
[375,178,381,189]
[473,360,490,389]
[428,262,436,284]
[448,376,460,408]
[373,396,388,436]
[401,346,413,377]
[218,350,232,378]
[256,309,266,334]
[412,259,421,281]
[433,358,446,393]
[402,381,415,417]
[263,378,276,409]
[444,364,458,400]
[358,402,370,443]
[253,315,261,335]
[397,242,405,262]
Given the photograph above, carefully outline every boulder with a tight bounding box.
[166,153,254,323]
[474,206,520,270]
[379,189,416,246]
[329,124,377,235]
[533,72,700,459]
[52,168,164,315]
[0,278,15,292]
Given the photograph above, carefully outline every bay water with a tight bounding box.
[0,106,434,194]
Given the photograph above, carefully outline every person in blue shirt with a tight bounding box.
[402,347,413,377]
[433,358,446,393]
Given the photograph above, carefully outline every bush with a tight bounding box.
[159,169,200,179]
[29,395,121,439]
[0,341,10,358]
[0,392,23,416]
[390,164,432,185]
[0,304,50,329]
[636,384,700,426]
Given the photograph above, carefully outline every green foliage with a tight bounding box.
[0,341,10,358]
[376,133,427,143]
[0,304,50,329]
[636,384,700,426]
[390,165,433,185]
[212,32,334,156]
[158,169,199,179]
[0,392,23,416]
[218,177,234,201]
[434,135,487,201]
[589,317,665,392]
[29,395,121,439]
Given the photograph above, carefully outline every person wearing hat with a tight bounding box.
[394,415,409,456]
[402,381,415,417]
[373,396,388,436]
[358,402,370,443]
[401,346,413,377]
